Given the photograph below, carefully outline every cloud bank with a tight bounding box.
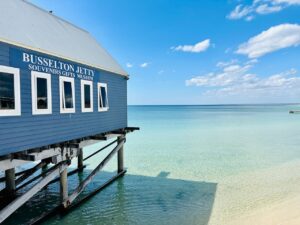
[186,60,299,100]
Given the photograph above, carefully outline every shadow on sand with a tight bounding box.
[3,169,217,225]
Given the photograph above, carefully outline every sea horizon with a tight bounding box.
[128,103,300,106]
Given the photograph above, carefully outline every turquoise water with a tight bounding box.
[3,105,300,225]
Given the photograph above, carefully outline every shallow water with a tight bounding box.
[3,105,300,225]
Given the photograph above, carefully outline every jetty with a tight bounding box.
[0,0,138,223]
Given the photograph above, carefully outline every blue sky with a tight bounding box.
[30,0,300,105]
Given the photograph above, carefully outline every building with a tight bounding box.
[0,0,138,223]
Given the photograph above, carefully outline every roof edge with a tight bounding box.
[0,38,129,77]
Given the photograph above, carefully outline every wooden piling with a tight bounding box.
[5,168,16,193]
[41,160,48,173]
[117,136,124,173]
[77,148,83,171]
[60,168,68,205]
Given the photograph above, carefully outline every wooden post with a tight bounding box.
[0,163,68,223]
[77,148,83,171]
[60,168,68,204]
[117,136,124,173]
[41,160,48,173]
[5,168,16,194]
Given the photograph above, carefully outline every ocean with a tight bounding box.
[3,104,300,225]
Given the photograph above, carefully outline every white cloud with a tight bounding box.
[255,4,283,14]
[186,60,300,101]
[172,39,210,53]
[236,23,300,58]
[227,0,300,21]
[273,0,300,4]
[216,59,239,68]
[126,63,133,68]
[158,70,164,74]
[186,61,254,87]
[140,62,149,68]
[227,5,253,20]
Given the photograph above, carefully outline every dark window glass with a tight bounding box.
[63,81,73,109]
[36,78,48,109]
[0,72,15,110]
[99,89,103,108]
[100,86,107,108]
[84,84,91,108]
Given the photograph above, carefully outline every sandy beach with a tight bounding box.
[209,159,300,225]
[229,195,300,225]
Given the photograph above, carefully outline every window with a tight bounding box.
[31,71,52,115]
[59,76,75,113]
[98,83,109,112]
[81,80,93,112]
[0,65,21,116]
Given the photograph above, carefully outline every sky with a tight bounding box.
[30,0,300,105]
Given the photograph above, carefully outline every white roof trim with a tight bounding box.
[0,0,128,77]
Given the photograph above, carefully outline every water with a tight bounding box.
[3,104,300,225]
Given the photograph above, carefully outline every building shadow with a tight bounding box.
[2,170,217,225]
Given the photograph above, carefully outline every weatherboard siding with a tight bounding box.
[0,42,127,156]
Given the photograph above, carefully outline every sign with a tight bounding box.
[22,52,95,81]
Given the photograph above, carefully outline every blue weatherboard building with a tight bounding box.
[0,0,129,156]
[0,1,138,222]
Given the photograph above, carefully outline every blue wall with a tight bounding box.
[0,42,127,156]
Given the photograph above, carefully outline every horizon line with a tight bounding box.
[128,103,300,106]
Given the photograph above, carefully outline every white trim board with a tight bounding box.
[59,76,75,114]
[31,71,52,115]
[0,65,21,116]
[81,79,94,113]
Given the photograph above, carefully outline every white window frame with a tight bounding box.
[81,80,93,113]
[0,65,21,116]
[98,83,109,112]
[59,76,75,114]
[31,71,52,115]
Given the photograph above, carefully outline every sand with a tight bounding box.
[229,195,300,225]
[208,159,300,225]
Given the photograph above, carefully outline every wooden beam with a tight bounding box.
[15,161,47,186]
[67,170,126,211]
[0,163,45,183]
[12,153,36,161]
[64,138,125,207]
[48,165,86,185]
[0,148,61,171]
[0,163,68,223]
[125,127,140,132]
[27,170,126,225]
[0,159,28,172]
[83,139,118,161]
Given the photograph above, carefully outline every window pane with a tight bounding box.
[84,84,91,108]
[0,72,15,110]
[36,77,48,109]
[63,81,73,109]
[99,89,103,108]
[100,86,107,108]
